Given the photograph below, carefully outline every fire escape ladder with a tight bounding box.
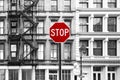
[23,0,39,12]
[7,0,39,66]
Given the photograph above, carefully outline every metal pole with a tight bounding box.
[80,51,82,80]
[59,43,61,80]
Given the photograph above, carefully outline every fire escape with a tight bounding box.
[7,0,39,66]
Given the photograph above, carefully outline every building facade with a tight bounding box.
[0,0,120,80]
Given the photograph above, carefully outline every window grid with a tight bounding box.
[37,21,44,34]
[37,0,44,11]
[0,21,4,34]
[93,17,102,32]
[93,0,102,8]
[108,17,116,32]
[79,0,88,8]
[51,44,58,60]
[79,40,89,56]
[93,40,102,56]
[24,44,31,59]
[64,44,71,60]
[9,70,18,80]
[0,44,4,60]
[36,70,45,80]
[37,44,45,60]
[0,0,4,11]
[108,0,116,8]
[51,0,57,11]
[62,70,71,80]
[64,0,71,11]
[0,70,5,80]
[79,17,88,32]
[108,40,117,56]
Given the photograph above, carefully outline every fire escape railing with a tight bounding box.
[7,0,39,65]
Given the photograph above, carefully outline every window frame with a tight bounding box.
[24,44,31,59]
[79,0,88,8]
[0,43,4,60]
[37,0,44,11]
[93,17,102,32]
[93,67,102,80]
[35,69,45,80]
[64,0,71,11]
[50,43,58,60]
[64,43,71,60]
[62,70,71,80]
[108,0,116,8]
[51,0,58,11]
[37,43,45,60]
[108,67,116,80]
[93,0,102,8]
[108,17,117,32]
[9,70,18,80]
[0,0,4,11]
[93,40,103,56]
[37,20,44,34]
[79,17,88,32]
[0,69,5,80]
[0,20,4,34]
[108,40,117,56]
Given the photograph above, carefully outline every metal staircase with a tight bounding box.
[7,0,39,66]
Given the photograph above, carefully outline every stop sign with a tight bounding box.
[50,22,70,43]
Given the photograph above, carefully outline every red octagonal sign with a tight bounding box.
[50,22,70,43]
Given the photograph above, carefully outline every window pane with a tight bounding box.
[64,0,71,11]
[62,70,71,80]
[11,45,16,51]
[9,70,18,80]
[37,0,44,11]
[22,70,32,80]
[0,1,3,11]
[80,40,88,56]
[93,73,96,80]
[0,21,3,34]
[37,21,44,34]
[108,0,116,8]
[79,0,88,8]
[64,44,71,60]
[108,17,116,32]
[51,0,57,11]
[0,44,4,59]
[93,17,102,32]
[93,67,102,71]
[93,40,102,56]
[108,40,116,56]
[93,0,102,8]
[24,44,30,59]
[38,44,44,59]
[36,70,45,80]
[0,70,5,80]
[79,17,88,32]
[51,44,58,60]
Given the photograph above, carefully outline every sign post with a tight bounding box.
[50,22,70,80]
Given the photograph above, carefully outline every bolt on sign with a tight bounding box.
[49,22,70,43]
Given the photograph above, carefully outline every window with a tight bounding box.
[36,70,45,80]
[24,44,30,59]
[93,40,102,56]
[108,0,116,8]
[51,19,58,26]
[93,17,102,32]
[64,20,71,27]
[0,0,3,11]
[79,0,88,8]
[93,67,102,80]
[11,44,17,58]
[62,70,71,80]
[108,17,116,32]
[93,0,102,8]
[11,0,16,3]
[79,40,88,56]
[24,21,31,34]
[22,70,32,80]
[0,44,4,60]
[64,0,71,11]
[49,70,57,80]
[37,21,44,34]
[79,17,88,32]
[0,70,5,80]
[51,0,57,11]
[108,40,117,56]
[51,43,58,60]
[11,21,17,34]
[37,0,44,11]
[108,67,116,80]
[0,21,4,34]
[64,44,71,60]
[9,70,18,80]
[37,44,44,60]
